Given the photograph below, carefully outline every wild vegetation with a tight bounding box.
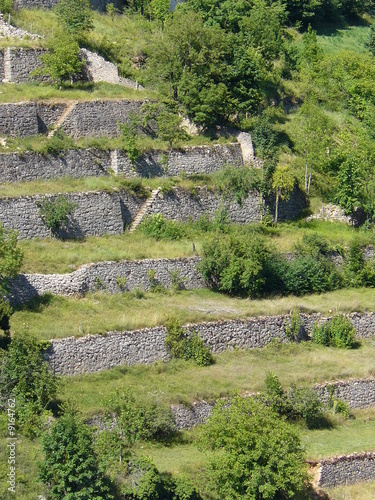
[1,0,375,497]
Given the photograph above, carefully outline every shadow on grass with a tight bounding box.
[14,293,54,313]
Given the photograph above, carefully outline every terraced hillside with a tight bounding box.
[1,3,375,500]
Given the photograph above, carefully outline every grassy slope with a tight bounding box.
[11,287,375,340]
[17,220,375,274]
[59,339,375,415]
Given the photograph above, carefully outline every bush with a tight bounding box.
[139,214,185,240]
[199,234,273,297]
[37,195,77,237]
[40,406,114,499]
[0,332,57,437]
[287,384,325,429]
[213,166,261,205]
[104,389,176,446]
[311,315,357,348]
[198,396,309,499]
[0,0,13,14]
[283,255,341,296]
[165,319,214,367]
[263,372,326,429]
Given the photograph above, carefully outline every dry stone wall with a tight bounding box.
[170,377,375,430]
[0,144,243,183]
[0,189,142,239]
[114,143,243,177]
[318,453,375,488]
[0,99,144,137]
[7,48,46,83]
[9,257,204,305]
[315,378,375,409]
[0,186,306,240]
[60,100,144,138]
[0,149,110,182]
[45,312,375,375]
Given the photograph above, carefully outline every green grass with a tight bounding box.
[327,479,375,500]
[16,218,375,274]
[58,338,375,416]
[11,286,375,341]
[10,285,375,340]
[317,23,371,55]
[0,81,153,104]
[19,232,201,273]
[301,408,375,460]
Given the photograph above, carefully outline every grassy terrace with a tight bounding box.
[17,220,375,274]
[59,339,375,414]
[11,287,375,341]
[0,81,153,103]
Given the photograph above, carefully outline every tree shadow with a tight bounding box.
[14,293,54,313]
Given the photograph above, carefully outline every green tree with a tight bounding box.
[156,110,186,148]
[0,332,57,436]
[293,100,333,193]
[41,31,84,86]
[54,0,93,37]
[272,165,295,226]
[198,395,309,499]
[151,0,170,24]
[40,406,114,499]
[335,156,362,220]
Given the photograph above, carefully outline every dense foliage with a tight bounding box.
[311,315,357,348]
[199,232,345,297]
[40,406,114,499]
[198,395,309,499]
[165,318,214,366]
[0,332,57,436]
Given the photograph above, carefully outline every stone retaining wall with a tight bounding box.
[0,189,142,239]
[0,186,305,240]
[0,99,143,137]
[60,100,144,138]
[318,452,375,488]
[170,377,375,430]
[45,312,375,375]
[0,143,243,182]
[9,257,204,305]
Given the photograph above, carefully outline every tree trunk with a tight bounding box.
[274,190,279,227]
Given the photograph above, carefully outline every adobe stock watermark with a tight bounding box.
[6,396,16,494]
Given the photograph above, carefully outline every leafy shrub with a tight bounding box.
[139,214,185,240]
[165,319,213,366]
[284,308,302,341]
[344,240,375,288]
[198,396,309,499]
[104,389,176,445]
[40,406,114,499]
[199,234,274,296]
[0,332,57,437]
[0,0,13,15]
[213,166,261,205]
[263,372,326,429]
[37,195,77,236]
[287,384,325,429]
[311,315,357,348]
[283,255,341,296]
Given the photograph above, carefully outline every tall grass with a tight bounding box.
[58,339,375,416]
[11,287,375,341]
[0,82,153,104]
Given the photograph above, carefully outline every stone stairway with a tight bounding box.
[2,47,12,83]
[129,188,160,232]
[47,101,77,138]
